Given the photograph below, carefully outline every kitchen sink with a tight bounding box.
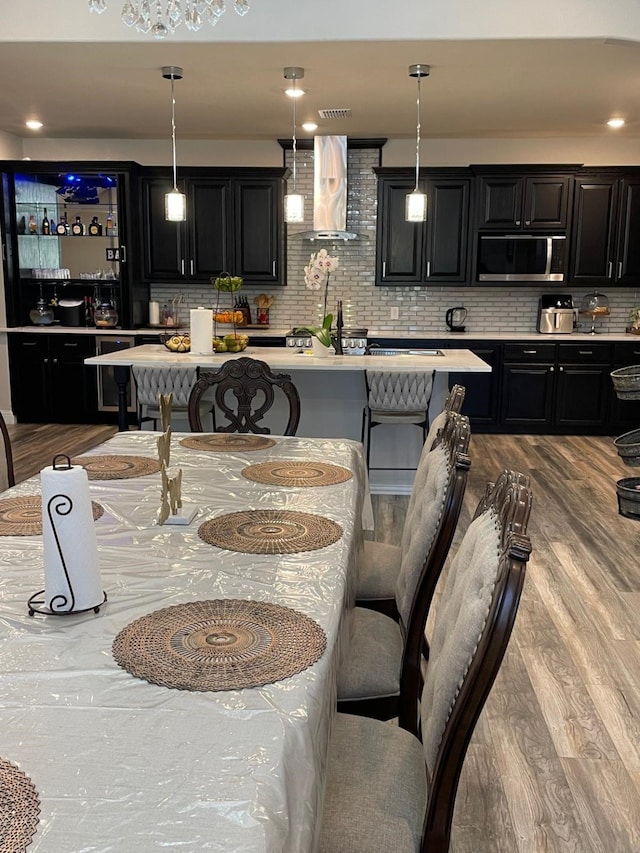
[366,348,445,357]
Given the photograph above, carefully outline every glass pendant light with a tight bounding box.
[283,67,305,224]
[163,66,187,222]
[405,64,429,223]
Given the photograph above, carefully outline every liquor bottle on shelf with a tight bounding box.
[105,211,117,237]
[71,215,84,236]
[28,215,37,234]
[42,208,50,235]
[87,216,102,236]
[56,212,68,236]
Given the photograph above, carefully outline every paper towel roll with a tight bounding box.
[149,301,160,325]
[190,307,213,355]
[41,462,103,613]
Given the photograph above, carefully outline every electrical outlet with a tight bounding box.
[390,306,399,320]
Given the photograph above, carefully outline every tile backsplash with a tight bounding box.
[150,148,640,335]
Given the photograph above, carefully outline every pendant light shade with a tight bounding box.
[163,66,186,222]
[405,63,430,223]
[284,66,305,224]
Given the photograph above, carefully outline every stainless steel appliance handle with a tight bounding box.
[544,237,553,277]
[608,261,613,278]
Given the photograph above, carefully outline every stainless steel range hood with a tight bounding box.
[295,135,358,241]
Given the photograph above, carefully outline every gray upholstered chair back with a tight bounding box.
[132,367,199,408]
[0,411,15,493]
[366,371,434,413]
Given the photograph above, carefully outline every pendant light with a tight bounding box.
[163,66,186,222]
[283,66,305,224]
[405,63,430,222]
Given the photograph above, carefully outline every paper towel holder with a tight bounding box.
[27,453,108,618]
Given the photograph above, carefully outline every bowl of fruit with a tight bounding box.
[161,331,191,353]
[213,332,249,354]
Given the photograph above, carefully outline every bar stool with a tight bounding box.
[362,369,435,470]
[131,366,210,430]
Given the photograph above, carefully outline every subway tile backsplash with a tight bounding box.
[150,148,640,335]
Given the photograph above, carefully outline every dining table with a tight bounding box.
[0,429,371,852]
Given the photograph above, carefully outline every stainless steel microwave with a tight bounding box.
[477,234,567,282]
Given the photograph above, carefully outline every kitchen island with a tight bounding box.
[85,344,490,492]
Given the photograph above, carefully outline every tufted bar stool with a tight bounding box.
[362,369,435,470]
[131,366,210,431]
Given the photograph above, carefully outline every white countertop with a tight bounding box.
[85,344,492,372]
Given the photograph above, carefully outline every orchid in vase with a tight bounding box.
[294,249,340,347]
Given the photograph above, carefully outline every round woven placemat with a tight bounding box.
[180,434,276,452]
[71,454,162,480]
[0,757,40,851]
[112,598,327,691]
[241,460,353,488]
[198,509,343,554]
[0,496,104,537]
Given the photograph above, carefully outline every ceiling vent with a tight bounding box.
[318,108,352,119]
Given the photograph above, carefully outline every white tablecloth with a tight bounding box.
[0,431,369,852]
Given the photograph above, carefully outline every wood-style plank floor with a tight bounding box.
[6,424,640,851]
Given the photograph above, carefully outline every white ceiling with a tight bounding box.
[2,36,640,142]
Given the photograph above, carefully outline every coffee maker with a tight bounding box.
[537,294,575,334]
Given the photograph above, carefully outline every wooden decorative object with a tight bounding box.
[159,392,173,433]
[157,427,172,469]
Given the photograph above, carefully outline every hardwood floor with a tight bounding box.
[372,433,640,853]
[5,425,640,850]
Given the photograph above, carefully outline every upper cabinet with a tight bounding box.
[475,171,572,230]
[0,160,146,328]
[139,168,286,286]
[569,172,640,286]
[375,168,471,285]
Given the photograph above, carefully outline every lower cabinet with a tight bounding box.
[448,343,500,426]
[8,334,98,424]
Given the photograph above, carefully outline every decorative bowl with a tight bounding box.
[613,428,640,467]
[160,331,191,353]
[611,366,640,400]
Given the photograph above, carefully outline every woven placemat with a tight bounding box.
[0,757,40,851]
[198,509,343,554]
[241,460,353,488]
[113,598,327,691]
[0,496,104,537]
[71,455,162,480]
[180,434,276,452]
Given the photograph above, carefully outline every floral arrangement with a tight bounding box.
[298,249,340,346]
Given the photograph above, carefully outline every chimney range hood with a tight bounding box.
[294,135,358,241]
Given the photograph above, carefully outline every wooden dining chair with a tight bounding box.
[337,411,471,721]
[0,410,16,492]
[188,356,301,435]
[356,384,466,619]
[320,470,533,853]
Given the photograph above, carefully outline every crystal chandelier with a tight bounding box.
[88,0,251,40]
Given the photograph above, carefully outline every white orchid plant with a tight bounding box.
[296,249,340,346]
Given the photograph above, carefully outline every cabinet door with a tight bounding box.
[477,177,523,228]
[376,179,423,283]
[523,176,569,229]
[615,179,640,284]
[49,336,98,423]
[555,363,609,427]
[188,178,231,280]
[501,363,555,425]
[233,179,282,284]
[570,179,618,283]
[140,177,185,281]
[8,335,49,422]
[448,345,499,425]
[425,178,470,282]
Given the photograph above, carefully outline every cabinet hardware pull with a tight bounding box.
[525,220,530,225]
[550,366,554,372]
[382,261,387,277]
[608,260,613,278]
[43,357,48,363]
[181,259,185,275]
[559,366,564,371]
[272,261,276,276]
[64,343,78,348]
[52,358,58,364]
[523,349,537,354]
[24,342,37,347]
[515,220,521,226]
[578,350,592,355]
[120,245,127,263]
[426,260,431,278]
[190,259,194,276]
[618,261,623,279]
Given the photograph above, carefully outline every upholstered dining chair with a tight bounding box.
[319,470,533,853]
[362,369,435,470]
[356,384,466,619]
[131,366,207,430]
[337,411,471,721]
[188,356,301,435]
[0,411,16,492]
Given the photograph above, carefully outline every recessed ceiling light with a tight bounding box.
[302,121,318,132]
[285,86,305,98]
[25,119,43,130]
[607,117,625,128]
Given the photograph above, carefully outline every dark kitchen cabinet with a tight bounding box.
[375,169,471,285]
[447,343,500,426]
[8,333,98,423]
[569,173,640,286]
[139,168,285,286]
[501,343,556,426]
[476,173,571,230]
[555,343,611,427]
